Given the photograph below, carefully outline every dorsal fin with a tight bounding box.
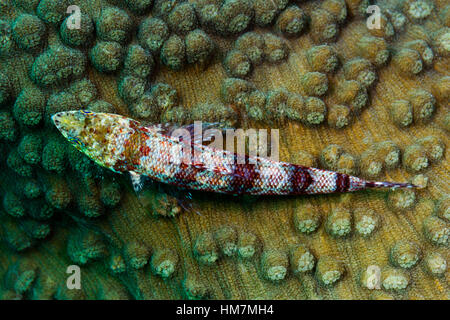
[143,122,231,146]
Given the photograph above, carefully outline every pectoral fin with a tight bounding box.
[129,171,151,193]
[128,171,200,217]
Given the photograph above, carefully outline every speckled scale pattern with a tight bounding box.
[58,112,375,196]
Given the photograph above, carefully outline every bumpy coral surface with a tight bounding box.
[0,0,448,300]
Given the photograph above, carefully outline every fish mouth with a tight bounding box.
[51,112,65,131]
[51,110,82,136]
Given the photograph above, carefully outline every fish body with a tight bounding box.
[52,111,416,195]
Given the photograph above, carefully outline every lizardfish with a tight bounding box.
[52,110,418,195]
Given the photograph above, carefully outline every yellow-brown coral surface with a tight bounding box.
[0,0,448,300]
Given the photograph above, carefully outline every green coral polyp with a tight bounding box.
[237,231,259,259]
[124,241,151,269]
[67,229,108,265]
[185,29,215,64]
[138,18,169,53]
[161,34,186,70]
[315,256,344,287]
[36,0,69,25]
[31,45,86,87]
[7,149,33,177]
[60,13,94,47]
[96,7,132,44]
[0,19,13,56]
[214,226,238,257]
[235,32,264,65]
[0,111,17,141]
[261,249,289,282]
[151,248,179,278]
[223,49,251,78]
[123,45,155,79]
[390,240,421,269]
[354,208,380,237]
[45,177,72,210]
[22,179,42,199]
[99,180,121,207]
[194,232,220,265]
[118,75,146,103]
[423,252,447,276]
[326,207,352,238]
[423,216,449,246]
[290,245,315,273]
[293,202,321,234]
[77,192,104,218]
[275,5,308,37]
[11,14,46,51]
[381,267,409,291]
[306,45,339,73]
[68,79,98,106]
[168,3,198,35]
[90,41,124,73]
[20,219,51,240]
[3,192,26,218]
[123,0,154,14]
[13,86,46,127]
[18,133,42,165]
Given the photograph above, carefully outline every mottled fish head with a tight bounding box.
[52,110,135,171]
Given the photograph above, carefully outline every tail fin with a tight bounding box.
[365,181,422,190]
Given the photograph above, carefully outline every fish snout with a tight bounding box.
[51,110,84,127]
[51,112,66,128]
[51,110,84,135]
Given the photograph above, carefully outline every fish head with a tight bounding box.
[52,110,134,171]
